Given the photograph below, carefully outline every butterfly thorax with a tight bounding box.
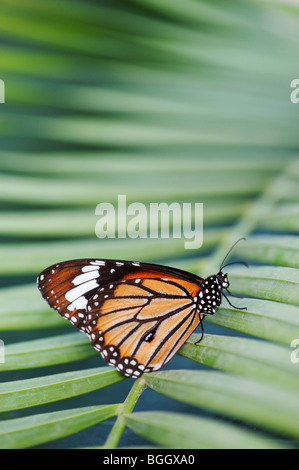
[196,271,228,316]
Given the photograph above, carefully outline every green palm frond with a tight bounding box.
[1,0,299,449]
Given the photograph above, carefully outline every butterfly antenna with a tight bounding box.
[219,237,246,272]
[221,260,249,270]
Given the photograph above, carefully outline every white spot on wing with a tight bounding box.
[90,260,106,266]
[67,296,88,311]
[72,271,99,285]
[65,279,99,302]
[82,265,100,273]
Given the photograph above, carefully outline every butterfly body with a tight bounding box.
[37,258,230,377]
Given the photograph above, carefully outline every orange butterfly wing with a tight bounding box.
[88,271,201,377]
[38,259,203,377]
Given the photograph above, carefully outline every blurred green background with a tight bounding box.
[1,0,299,449]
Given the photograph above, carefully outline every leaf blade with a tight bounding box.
[0,404,119,449]
[124,411,289,449]
[144,370,299,439]
[0,367,125,412]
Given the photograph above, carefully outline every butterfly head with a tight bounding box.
[216,271,229,290]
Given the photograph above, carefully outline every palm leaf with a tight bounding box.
[1,0,299,449]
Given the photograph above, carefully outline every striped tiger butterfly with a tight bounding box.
[37,239,247,378]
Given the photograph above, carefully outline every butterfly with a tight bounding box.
[37,239,247,378]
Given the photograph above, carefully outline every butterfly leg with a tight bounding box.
[226,287,245,300]
[223,292,247,311]
[195,314,205,345]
